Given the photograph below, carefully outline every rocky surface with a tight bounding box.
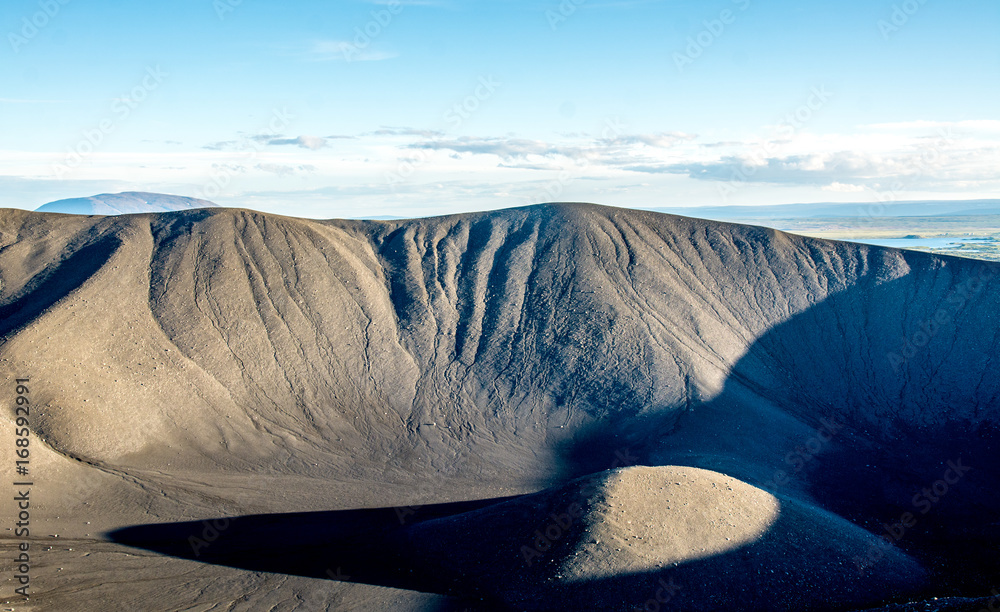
[1,203,997,610]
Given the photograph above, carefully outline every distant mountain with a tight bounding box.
[945,206,1000,216]
[36,191,219,215]
[652,199,1000,220]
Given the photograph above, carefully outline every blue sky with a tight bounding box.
[2,0,998,218]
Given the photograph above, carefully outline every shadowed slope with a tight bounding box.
[109,466,926,611]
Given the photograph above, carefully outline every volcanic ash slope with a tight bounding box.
[0,202,997,610]
[404,465,926,611]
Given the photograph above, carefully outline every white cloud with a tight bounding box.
[822,182,867,193]
[256,163,318,176]
[307,40,398,62]
[865,120,1000,133]
[369,126,446,138]
[404,131,697,166]
[408,136,587,160]
[267,135,329,150]
[600,132,698,148]
[5,115,999,215]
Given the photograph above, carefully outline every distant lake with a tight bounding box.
[846,237,991,250]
